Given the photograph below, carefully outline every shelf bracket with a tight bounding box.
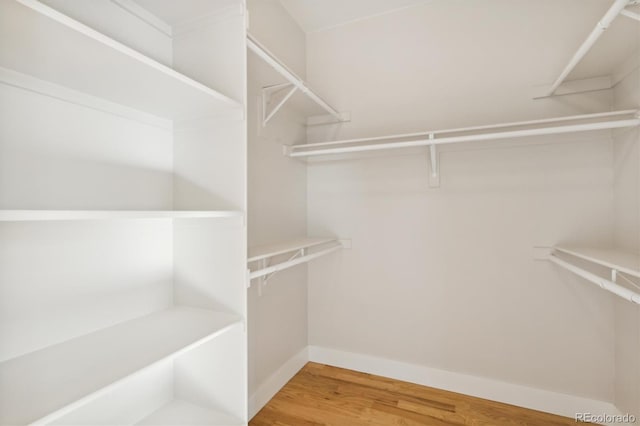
[257,258,268,296]
[262,83,297,126]
[263,248,305,285]
[428,134,440,188]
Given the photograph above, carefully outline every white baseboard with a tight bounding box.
[308,345,622,423]
[248,347,309,419]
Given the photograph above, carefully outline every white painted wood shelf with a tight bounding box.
[554,246,640,279]
[137,400,244,426]
[0,0,241,120]
[0,307,242,425]
[0,210,244,222]
[248,237,339,262]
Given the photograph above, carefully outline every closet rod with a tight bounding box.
[294,110,638,150]
[546,0,630,96]
[549,254,640,304]
[287,112,640,158]
[249,243,343,280]
[246,33,343,121]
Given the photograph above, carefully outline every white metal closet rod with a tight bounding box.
[249,243,343,280]
[294,110,638,150]
[246,33,343,121]
[546,0,630,96]
[549,254,640,304]
[288,114,640,158]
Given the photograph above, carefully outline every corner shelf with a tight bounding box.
[0,0,241,120]
[137,400,244,426]
[0,307,242,425]
[0,210,244,222]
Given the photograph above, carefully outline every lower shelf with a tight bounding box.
[137,400,243,426]
[0,306,242,425]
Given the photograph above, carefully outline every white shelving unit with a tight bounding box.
[0,0,248,425]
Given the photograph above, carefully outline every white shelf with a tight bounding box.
[0,307,242,425]
[0,210,243,222]
[554,246,640,279]
[0,0,241,120]
[248,237,338,262]
[247,33,344,125]
[287,110,640,158]
[137,400,244,426]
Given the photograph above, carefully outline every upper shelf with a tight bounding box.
[0,210,244,222]
[554,246,640,279]
[287,110,640,158]
[0,0,241,120]
[0,307,241,425]
[247,33,346,125]
[248,237,339,262]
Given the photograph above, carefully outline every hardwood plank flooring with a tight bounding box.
[250,362,593,426]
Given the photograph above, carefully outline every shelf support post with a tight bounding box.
[428,133,440,188]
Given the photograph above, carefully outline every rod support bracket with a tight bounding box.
[428,134,440,188]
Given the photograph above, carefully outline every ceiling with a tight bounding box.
[276,0,637,82]
[278,0,431,33]
[133,0,237,26]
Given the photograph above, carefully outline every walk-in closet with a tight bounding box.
[1,0,639,425]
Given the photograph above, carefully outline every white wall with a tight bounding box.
[613,65,640,416]
[246,0,308,415]
[306,1,618,402]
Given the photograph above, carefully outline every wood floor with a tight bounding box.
[250,362,591,426]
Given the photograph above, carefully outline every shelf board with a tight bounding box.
[0,0,241,120]
[248,237,338,262]
[0,307,242,425]
[0,210,243,221]
[554,246,640,279]
[137,400,243,426]
[287,110,640,158]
